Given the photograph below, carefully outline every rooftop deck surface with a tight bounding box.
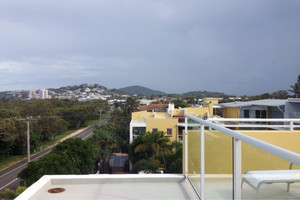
[16,174,300,199]
[16,174,199,200]
[190,177,300,199]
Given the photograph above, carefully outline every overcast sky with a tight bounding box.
[0,0,299,95]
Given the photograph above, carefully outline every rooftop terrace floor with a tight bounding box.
[190,176,300,199]
[16,174,300,200]
[16,174,199,200]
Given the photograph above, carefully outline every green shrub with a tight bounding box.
[1,188,17,200]
[15,186,26,196]
[18,138,97,186]
[132,159,159,174]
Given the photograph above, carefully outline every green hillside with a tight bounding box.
[118,85,166,96]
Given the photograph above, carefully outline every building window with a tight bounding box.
[166,128,172,137]
[244,110,249,118]
[152,128,158,132]
[262,110,267,118]
[255,110,260,118]
[255,110,267,118]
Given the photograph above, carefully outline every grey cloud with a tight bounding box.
[0,0,299,95]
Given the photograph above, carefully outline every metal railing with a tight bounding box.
[207,118,300,131]
[184,113,300,200]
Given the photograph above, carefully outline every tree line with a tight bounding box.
[0,99,108,161]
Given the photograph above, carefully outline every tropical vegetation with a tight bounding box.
[18,138,97,186]
[129,131,182,174]
[88,97,140,172]
[89,124,121,173]
[289,75,300,98]
[0,186,26,200]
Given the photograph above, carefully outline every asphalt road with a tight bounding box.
[0,116,110,193]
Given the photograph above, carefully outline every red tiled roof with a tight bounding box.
[138,104,168,111]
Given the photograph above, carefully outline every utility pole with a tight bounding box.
[99,109,102,120]
[26,119,30,163]
[15,116,40,163]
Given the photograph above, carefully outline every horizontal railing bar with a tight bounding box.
[208,118,300,122]
[219,125,293,128]
[185,113,300,166]
[178,123,300,128]
[178,123,200,127]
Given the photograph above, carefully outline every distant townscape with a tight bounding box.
[1,80,298,105]
[0,83,237,102]
[0,84,118,101]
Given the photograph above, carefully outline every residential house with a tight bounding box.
[129,98,217,143]
[285,98,300,119]
[214,98,300,130]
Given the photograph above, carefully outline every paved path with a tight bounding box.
[0,116,110,193]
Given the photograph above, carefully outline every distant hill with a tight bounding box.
[182,90,226,98]
[49,83,110,94]
[0,83,232,100]
[118,85,166,96]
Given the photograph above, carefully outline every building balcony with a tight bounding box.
[16,115,300,200]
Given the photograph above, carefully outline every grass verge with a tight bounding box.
[86,119,101,126]
[0,118,104,171]
[0,129,77,171]
[38,129,77,150]
[0,155,26,171]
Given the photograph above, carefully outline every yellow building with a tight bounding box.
[130,100,218,143]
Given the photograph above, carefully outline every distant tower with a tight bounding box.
[39,89,48,99]
[28,90,34,98]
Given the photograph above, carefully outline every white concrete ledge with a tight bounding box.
[16,174,199,200]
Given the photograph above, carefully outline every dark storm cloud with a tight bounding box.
[0,0,299,95]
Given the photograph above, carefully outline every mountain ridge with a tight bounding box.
[0,83,232,99]
[118,85,166,96]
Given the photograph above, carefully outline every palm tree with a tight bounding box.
[125,97,140,115]
[129,131,183,173]
[134,131,170,158]
[289,75,300,98]
[90,127,121,173]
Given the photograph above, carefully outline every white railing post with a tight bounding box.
[200,124,205,199]
[290,121,294,131]
[233,138,242,199]
[185,115,188,179]
[129,122,133,143]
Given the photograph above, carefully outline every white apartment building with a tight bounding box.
[39,89,49,99]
